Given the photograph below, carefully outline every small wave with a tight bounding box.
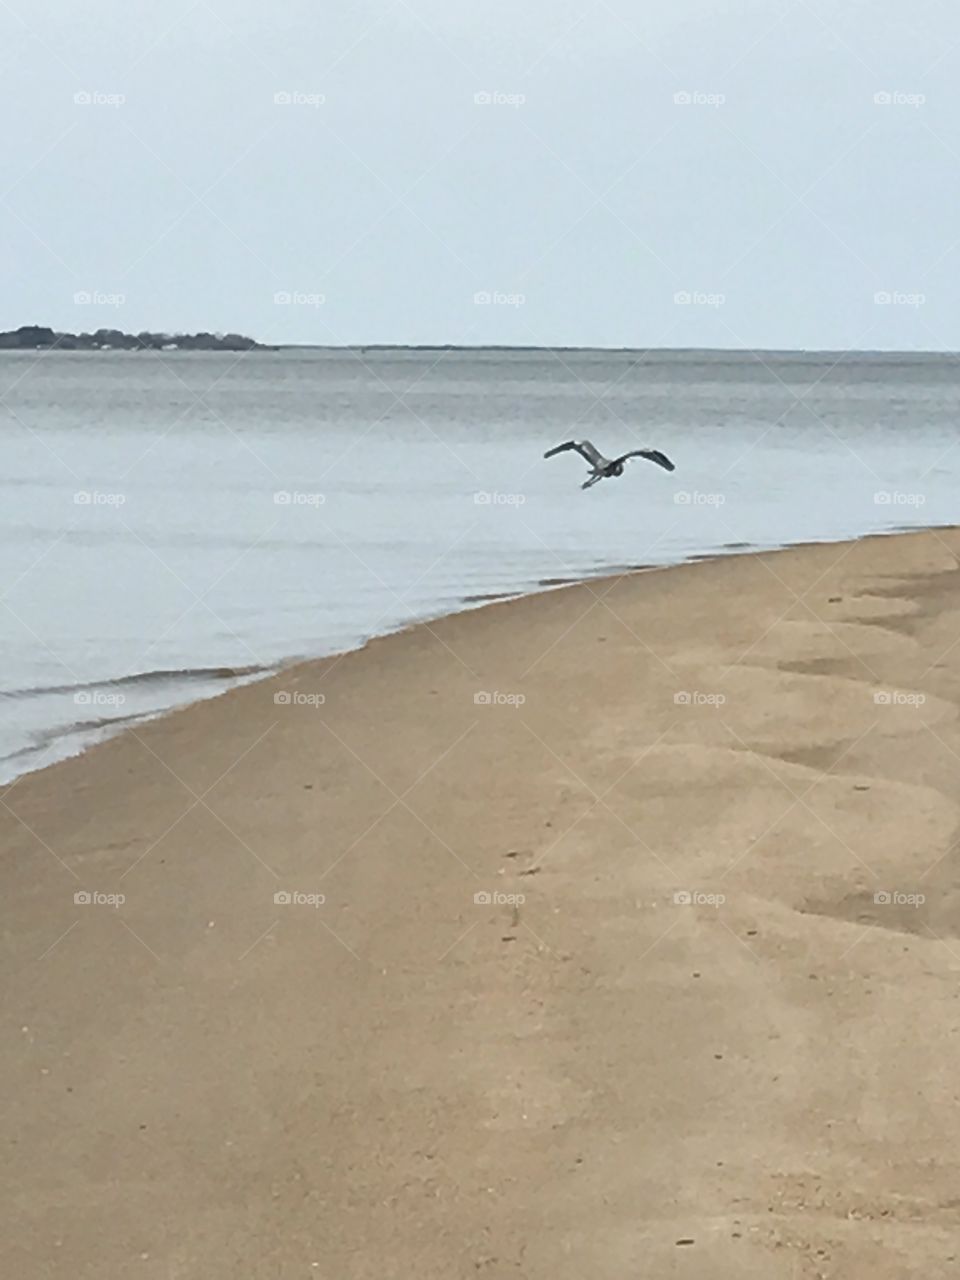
[0,664,270,701]
[0,706,133,754]
[461,590,523,604]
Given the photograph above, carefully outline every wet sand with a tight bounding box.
[4,528,960,1278]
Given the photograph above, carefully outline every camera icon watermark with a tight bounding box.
[673,890,725,907]
[473,90,526,108]
[873,490,925,506]
[74,90,125,108]
[474,691,526,707]
[674,490,725,506]
[73,290,125,308]
[873,290,925,308]
[873,690,925,706]
[674,290,725,308]
[473,290,525,307]
[873,90,925,108]
[673,690,726,706]
[273,890,326,907]
[673,90,725,107]
[273,691,326,707]
[474,491,526,506]
[74,690,125,708]
[274,490,325,506]
[73,490,126,507]
[273,90,326,108]
[74,890,125,908]
[273,291,325,307]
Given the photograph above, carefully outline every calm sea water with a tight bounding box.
[1,347,957,781]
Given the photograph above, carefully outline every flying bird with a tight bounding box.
[543,439,675,490]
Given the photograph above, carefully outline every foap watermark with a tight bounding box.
[474,890,526,906]
[674,691,726,707]
[274,691,326,707]
[473,290,525,308]
[873,90,925,108]
[74,691,125,708]
[74,90,125,108]
[474,490,525,506]
[474,90,526,108]
[474,691,525,707]
[273,90,326,108]
[674,290,725,308]
[74,490,126,507]
[874,490,925,506]
[874,290,925,308]
[74,890,125,908]
[874,890,925,907]
[674,90,725,107]
[274,290,325,307]
[73,290,125,308]
[274,890,326,907]
[274,490,325,506]
[674,490,725,507]
[873,690,925,707]
[673,890,725,907]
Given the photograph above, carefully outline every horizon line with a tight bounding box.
[273,343,959,356]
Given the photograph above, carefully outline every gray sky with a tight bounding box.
[2,0,958,349]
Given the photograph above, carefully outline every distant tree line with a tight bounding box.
[0,325,267,351]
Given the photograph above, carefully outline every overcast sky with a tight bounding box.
[2,0,958,349]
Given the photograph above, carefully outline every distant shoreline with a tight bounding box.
[0,332,954,357]
[0,325,272,352]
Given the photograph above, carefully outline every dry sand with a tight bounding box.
[5,528,960,1278]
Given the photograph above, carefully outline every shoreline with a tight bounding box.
[4,524,953,790]
[4,344,960,356]
[6,526,960,1277]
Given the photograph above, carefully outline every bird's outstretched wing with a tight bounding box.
[544,439,607,467]
[615,448,675,472]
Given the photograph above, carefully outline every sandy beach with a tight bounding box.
[5,527,960,1278]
